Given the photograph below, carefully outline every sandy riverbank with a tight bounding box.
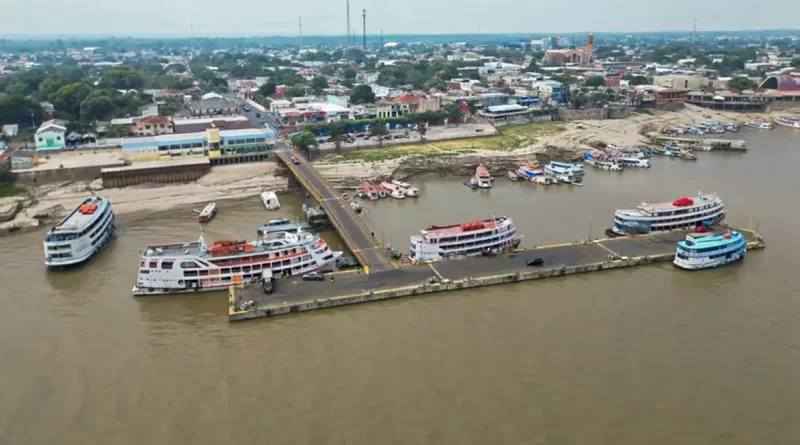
[2,105,792,235]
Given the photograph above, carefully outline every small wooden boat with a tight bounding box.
[197,202,217,222]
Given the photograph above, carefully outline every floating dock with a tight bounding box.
[653,136,747,151]
[228,229,765,322]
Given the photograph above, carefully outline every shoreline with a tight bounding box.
[1,105,793,236]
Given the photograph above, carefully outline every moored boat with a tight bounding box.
[544,161,585,182]
[261,191,280,210]
[360,181,380,200]
[197,202,216,223]
[132,230,342,296]
[606,192,725,237]
[744,119,773,130]
[409,216,522,262]
[674,230,746,270]
[256,218,311,235]
[392,180,419,197]
[776,115,800,129]
[379,182,406,199]
[44,196,116,268]
[475,164,493,188]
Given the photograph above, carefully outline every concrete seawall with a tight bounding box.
[229,231,766,322]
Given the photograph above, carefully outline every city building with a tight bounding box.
[172,116,251,134]
[35,119,67,150]
[478,104,535,124]
[132,116,174,136]
[189,98,238,117]
[685,90,770,112]
[478,93,509,108]
[328,95,350,108]
[529,80,565,104]
[393,94,442,113]
[376,102,411,119]
[120,127,276,160]
[544,49,585,65]
[653,75,711,90]
[2,124,19,137]
[759,73,800,109]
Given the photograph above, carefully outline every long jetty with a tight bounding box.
[275,143,395,274]
[228,229,766,322]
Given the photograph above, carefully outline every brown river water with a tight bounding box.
[1,128,799,444]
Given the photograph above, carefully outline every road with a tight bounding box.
[275,142,395,274]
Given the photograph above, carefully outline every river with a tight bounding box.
[1,128,799,444]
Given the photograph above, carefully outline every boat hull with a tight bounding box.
[46,223,116,268]
[674,249,745,270]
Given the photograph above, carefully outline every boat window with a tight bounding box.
[231,267,241,273]
[149,261,158,268]
[181,261,199,269]
[161,261,174,270]
[140,269,150,274]
[221,268,231,274]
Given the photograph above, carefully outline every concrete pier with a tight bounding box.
[228,229,766,322]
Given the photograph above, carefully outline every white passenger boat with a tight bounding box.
[744,120,773,130]
[544,161,585,182]
[197,202,216,223]
[392,180,420,197]
[606,192,725,237]
[44,196,116,267]
[379,182,406,199]
[409,216,522,262]
[619,157,651,168]
[261,191,280,210]
[776,116,800,129]
[674,231,746,270]
[132,231,342,295]
[475,164,493,188]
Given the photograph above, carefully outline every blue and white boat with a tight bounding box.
[544,161,585,183]
[673,230,746,270]
[43,196,116,268]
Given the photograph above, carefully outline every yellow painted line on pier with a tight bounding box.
[428,263,444,280]
[532,241,583,250]
[595,241,621,257]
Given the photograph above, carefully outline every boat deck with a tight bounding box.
[229,229,764,321]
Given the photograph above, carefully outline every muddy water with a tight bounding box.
[1,128,799,444]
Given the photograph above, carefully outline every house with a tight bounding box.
[133,116,174,136]
[35,119,67,150]
[172,116,251,134]
[2,124,19,138]
[393,94,441,113]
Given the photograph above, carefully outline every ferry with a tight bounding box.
[379,182,405,199]
[544,161,585,182]
[776,116,800,129]
[744,120,773,130]
[360,181,380,200]
[392,180,419,197]
[475,164,492,188]
[197,203,216,223]
[132,231,342,295]
[256,218,311,236]
[607,192,725,237]
[619,157,651,168]
[661,146,697,160]
[261,191,280,210]
[409,216,522,262]
[44,196,116,267]
[586,157,623,171]
[673,231,746,270]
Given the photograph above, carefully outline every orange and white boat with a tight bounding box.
[475,164,493,188]
[379,182,406,199]
[360,181,381,200]
[409,216,521,261]
[132,231,342,295]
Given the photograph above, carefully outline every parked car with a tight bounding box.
[243,105,251,112]
[302,271,324,281]
[526,257,544,267]
[255,112,261,118]
[291,156,301,165]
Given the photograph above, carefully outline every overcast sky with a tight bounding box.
[3,0,797,37]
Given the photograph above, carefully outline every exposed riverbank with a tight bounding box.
[1,105,788,235]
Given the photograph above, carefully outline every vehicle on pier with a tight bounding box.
[674,231,746,270]
[607,192,725,237]
[132,231,342,295]
[410,216,522,262]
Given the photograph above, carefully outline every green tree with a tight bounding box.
[101,68,145,90]
[585,75,605,88]
[371,119,389,147]
[791,58,800,68]
[328,120,347,153]
[80,91,118,122]
[0,95,40,127]
[415,120,428,140]
[282,86,307,99]
[551,73,576,84]
[342,67,357,82]
[443,103,463,123]
[350,84,376,104]
[310,75,329,95]
[291,131,318,160]
[258,80,277,97]
[727,77,755,91]
[428,79,448,91]
[52,83,93,120]
[628,75,649,86]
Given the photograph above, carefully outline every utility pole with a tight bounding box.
[362,9,366,50]
[691,17,697,52]
[190,22,194,40]
[346,0,351,46]
[298,16,303,50]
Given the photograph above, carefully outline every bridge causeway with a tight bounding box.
[275,143,395,274]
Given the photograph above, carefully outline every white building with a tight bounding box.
[35,120,67,150]
[328,95,350,108]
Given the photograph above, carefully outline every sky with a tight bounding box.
[3,0,798,37]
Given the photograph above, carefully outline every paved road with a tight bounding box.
[275,142,395,274]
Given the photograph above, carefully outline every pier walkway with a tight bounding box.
[229,229,765,322]
[275,143,395,274]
